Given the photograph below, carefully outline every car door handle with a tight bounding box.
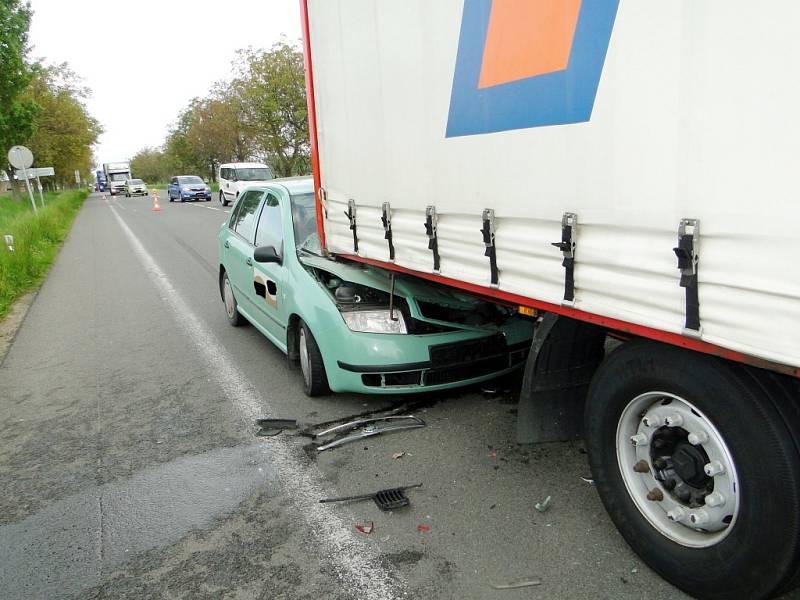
[224,240,230,249]
[246,257,253,266]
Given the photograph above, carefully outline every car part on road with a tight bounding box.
[314,416,426,451]
[534,495,553,513]
[355,521,374,534]
[320,483,422,511]
[255,418,298,437]
[586,340,800,599]
[489,579,542,590]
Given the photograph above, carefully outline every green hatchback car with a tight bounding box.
[218,177,534,396]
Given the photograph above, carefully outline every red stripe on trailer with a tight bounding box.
[299,0,326,252]
[340,253,800,380]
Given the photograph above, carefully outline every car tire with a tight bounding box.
[298,322,329,397]
[221,271,245,327]
[219,191,229,207]
[585,340,800,600]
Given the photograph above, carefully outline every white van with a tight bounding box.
[217,162,274,206]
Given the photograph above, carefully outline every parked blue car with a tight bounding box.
[168,175,212,202]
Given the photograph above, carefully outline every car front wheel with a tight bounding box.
[219,191,229,207]
[298,322,329,397]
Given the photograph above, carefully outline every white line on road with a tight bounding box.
[185,203,225,212]
[108,204,405,600]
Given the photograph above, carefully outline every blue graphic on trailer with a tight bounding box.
[446,0,619,138]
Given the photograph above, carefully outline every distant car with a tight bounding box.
[168,175,212,202]
[124,179,148,197]
[218,162,274,207]
[217,176,534,396]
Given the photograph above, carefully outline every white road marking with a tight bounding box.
[108,205,405,600]
[185,203,224,212]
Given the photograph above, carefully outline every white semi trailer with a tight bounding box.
[300,1,800,598]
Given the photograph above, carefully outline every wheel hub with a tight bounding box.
[670,441,709,487]
[616,392,740,547]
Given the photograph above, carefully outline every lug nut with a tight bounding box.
[646,488,664,502]
[667,507,686,522]
[642,414,664,428]
[689,510,710,526]
[664,413,684,427]
[704,492,726,508]
[704,461,725,477]
[630,433,649,447]
[633,460,650,473]
[688,430,709,445]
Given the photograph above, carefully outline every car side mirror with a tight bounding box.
[254,245,281,264]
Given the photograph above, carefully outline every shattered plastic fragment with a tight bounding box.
[489,579,542,590]
[355,521,374,534]
[417,524,430,533]
[580,476,595,486]
[534,496,553,513]
[392,452,406,460]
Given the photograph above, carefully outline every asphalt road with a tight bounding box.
[0,190,689,599]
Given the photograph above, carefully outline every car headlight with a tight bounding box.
[341,309,407,334]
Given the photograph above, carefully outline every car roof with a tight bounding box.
[244,176,313,196]
[219,162,270,169]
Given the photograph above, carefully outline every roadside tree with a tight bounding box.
[0,0,40,198]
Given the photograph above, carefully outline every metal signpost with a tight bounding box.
[19,167,55,207]
[7,146,37,213]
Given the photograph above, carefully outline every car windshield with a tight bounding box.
[129,179,144,185]
[235,167,273,181]
[179,176,204,185]
[290,192,320,255]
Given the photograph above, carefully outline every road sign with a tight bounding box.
[6,145,37,213]
[16,167,55,179]
[7,146,33,169]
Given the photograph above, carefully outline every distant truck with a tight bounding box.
[300,2,800,599]
[102,162,131,196]
[95,170,106,192]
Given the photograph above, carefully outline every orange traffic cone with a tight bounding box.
[151,191,161,212]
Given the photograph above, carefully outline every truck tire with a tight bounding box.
[298,321,329,397]
[585,340,800,599]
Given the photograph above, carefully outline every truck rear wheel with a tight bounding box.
[585,340,800,599]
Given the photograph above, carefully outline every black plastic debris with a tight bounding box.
[320,483,422,511]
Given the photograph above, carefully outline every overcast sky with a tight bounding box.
[28,0,302,170]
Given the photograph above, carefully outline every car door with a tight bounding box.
[223,168,234,202]
[225,190,265,317]
[249,190,288,345]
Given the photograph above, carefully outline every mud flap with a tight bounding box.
[517,314,607,443]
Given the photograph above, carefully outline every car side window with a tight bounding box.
[254,193,282,251]
[221,168,228,180]
[231,190,264,243]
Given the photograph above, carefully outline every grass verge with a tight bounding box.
[0,189,88,320]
